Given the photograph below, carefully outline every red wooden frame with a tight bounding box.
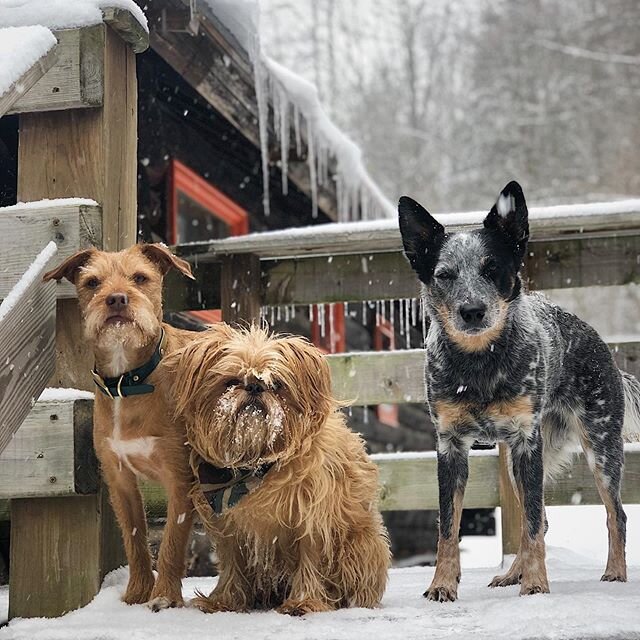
[167,158,249,244]
[374,316,399,427]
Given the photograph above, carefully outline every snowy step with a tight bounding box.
[0,391,96,499]
[0,243,58,457]
[6,7,147,115]
[0,199,102,300]
[0,26,58,118]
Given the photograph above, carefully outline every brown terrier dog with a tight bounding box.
[44,244,197,610]
[165,325,391,615]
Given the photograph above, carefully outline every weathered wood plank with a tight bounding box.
[102,7,149,54]
[9,26,104,114]
[0,248,56,456]
[0,399,96,499]
[498,444,522,555]
[177,202,640,259]
[221,253,262,324]
[374,453,501,511]
[0,45,58,118]
[0,201,102,300]
[260,234,640,305]
[328,344,640,406]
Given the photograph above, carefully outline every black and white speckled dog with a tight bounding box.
[398,181,640,602]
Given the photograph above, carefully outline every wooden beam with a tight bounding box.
[221,253,262,325]
[9,26,104,114]
[0,398,97,499]
[0,250,56,456]
[176,203,640,259]
[102,7,149,54]
[0,45,58,118]
[498,444,521,555]
[0,201,102,300]
[326,343,640,406]
[12,16,140,619]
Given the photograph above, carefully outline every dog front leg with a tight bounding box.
[278,537,334,616]
[102,463,155,605]
[424,433,470,602]
[509,421,550,595]
[148,480,194,610]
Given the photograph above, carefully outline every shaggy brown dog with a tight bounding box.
[44,244,197,610]
[164,325,391,615]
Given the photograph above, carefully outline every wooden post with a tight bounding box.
[498,443,521,556]
[10,15,145,618]
[220,253,262,324]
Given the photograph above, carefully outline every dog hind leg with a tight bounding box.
[580,426,627,582]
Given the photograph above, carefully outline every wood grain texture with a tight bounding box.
[0,202,102,300]
[498,444,521,555]
[9,27,103,114]
[0,46,58,118]
[326,344,640,407]
[9,491,121,619]
[221,253,262,325]
[0,263,56,456]
[102,7,149,54]
[177,209,640,259]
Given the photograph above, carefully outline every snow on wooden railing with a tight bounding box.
[0,26,58,118]
[0,242,58,456]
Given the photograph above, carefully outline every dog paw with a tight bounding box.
[146,596,183,612]
[277,598,332,616]
[187,595,236,614]
[601,572,627,583]
[122,581,154,605]
[519,582,550,596]
[488,572,521,588]
[423,585,458,602]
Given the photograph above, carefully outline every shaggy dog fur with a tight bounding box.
[398,181,640,602]
[44,244,197,610]
[164,325,391,615]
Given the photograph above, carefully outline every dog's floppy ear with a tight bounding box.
[483,181,529,261]
[43,249,96,284]
[139,243,195,280]
[398,196,445,284]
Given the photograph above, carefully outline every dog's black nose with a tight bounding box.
[245,381,265,395]
[106,293,128,310]
[459,302,486,326]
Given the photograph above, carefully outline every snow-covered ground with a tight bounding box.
[1,505,639,639]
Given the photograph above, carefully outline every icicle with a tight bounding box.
[363,406,369,424]
[362,301,367,326]
[284,305,290,322]
[399,297,404,336]
[309,304,315,323]
[307,120,318,219]
[270,306,275,326]
[375,300,380,327]
[411,298,418,326]
[381,299,387,325]
[254,59,271,217]
[390,299,395,329]
[293,102,302,156]
[320,305,326,338]
[277,306,282,322]
[279,87,289,195]
[290,304,296,319]
[405,299,411,349]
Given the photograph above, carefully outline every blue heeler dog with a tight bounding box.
[398,181,640,601]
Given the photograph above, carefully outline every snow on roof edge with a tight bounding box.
[1,197,99,213]
[0,0,148,34]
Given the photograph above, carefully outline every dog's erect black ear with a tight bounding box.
[398,196,445,283]
[483,181,529,260]
[139,243,195,280]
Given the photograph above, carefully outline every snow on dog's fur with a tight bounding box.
[399,181,640,602]
[165,325,391,616]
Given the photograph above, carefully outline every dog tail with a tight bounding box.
[622,371,640,442]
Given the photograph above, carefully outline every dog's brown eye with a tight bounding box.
[133,273,147,285]
[226,379,240,388]
[273,380,283,392]
[86,277,100,289]
[434,269,456,281]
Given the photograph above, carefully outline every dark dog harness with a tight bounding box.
[191,451,274,516]
[91,329,167,399]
